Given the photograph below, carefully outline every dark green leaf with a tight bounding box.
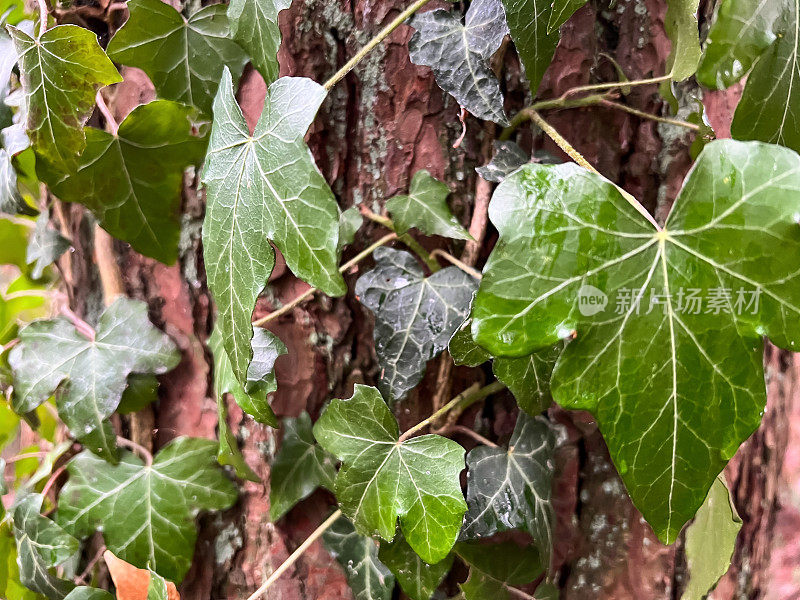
[534,582,560,599]
[378,534,453,600]
[26,210,69,279]
[501,0,559,94]
[493,348,559,415]
[664,0,701,80]
[1,519,46,600]
[409,0,509,125]
[8,25,121,171]
[471,139,800,542]
[456,541,543,600]
[386,170,470,240]
[57,437,238,583]
[63,588,114,600]
[476,141,529,183]
[313,384,467,564]
[216,392,259,482]
[270,412,336,521]
[449,318,492,367]
[202,68,344,388]
[322,516,395,600]
[548,0,586,32]
[355,247,477,401]
[9,297,180,459]
[460,413,555,567]
[338,206,363,250]
[0,148,32,216]
[228,0,290,84]
[117,374,159,415]
[106,0,248,117]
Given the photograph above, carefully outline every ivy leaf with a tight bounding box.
[460,413,556,567]
[1,519,44,600]
[663,0,701,80]
[64,589,114,600]
[471,139,800,542]
[548,0,587,32]
[209,325,286,427]
[26,210,69,279]
[269,412,336,521]
[501,0,559,94]
[313,384,467,564]
[9,298,180,459]
[409,0,509,125]
[227,0,290,84]
[57,437,238,583]
[449,318,492,367]
[386,170,470,240]
[338,206,363,250]
[355,247,477,402]
[0,148,33,216]
[42,101,204,264]
[456,541,543,600]
[106,0,248,117]
[117,374,159,415]
[104,550,181,600]
[476,141,529,183]
[322,516,395,600]
[378,534,453,600]
[203,68,344,388]
[216,393,259,482]
[8,25,121,172]
[681,477,741,600]
[12,494,79,600]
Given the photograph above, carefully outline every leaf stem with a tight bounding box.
[430,249,482,280]
[359,207,440,272]
[322,0,433,91]
[116,436,153,467]
[245,509,343,600]
[252,232,398,327]
[443,424,498,447]
[95,91,119,137]
[36,0,47,36]
[598,99,700,131]
[4,451,49,464]
[559,73,673,98]
[527,109,599,174]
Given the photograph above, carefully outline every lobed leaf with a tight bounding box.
[476,141,529,183]
[26,210,69,279]
[456,541,543,600]
[227,0,291,84]
[501,0,560,95]
[387,170,470,240]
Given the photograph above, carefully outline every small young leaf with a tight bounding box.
[663,0,701,80]
[42,100,205,264]
[26,210,69,279]
[476,141,529,183]
[203,68,344,388]
[378,534,453,600]
[57,437,238,583]
[681,477,741,600]
[471,139,800,543]
[8,25,121,172]
[270,412,336,521]
[322,516,395,600]
[106,0,248,117]
[460,414,556,567]
[9,298,179,459]
[456,541,543,600]
[501,0,559,94]
[227,0,291,84]
[409,0,509,125]
[313,384,467,564]
[338,206,363,250]
[386,171,470,240]
[0,148,34,216]
[64,589,114,600]
[355,247,477,401]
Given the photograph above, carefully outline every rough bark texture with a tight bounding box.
[44,0,800,598]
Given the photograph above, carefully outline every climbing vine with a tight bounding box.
[0,0,795,597]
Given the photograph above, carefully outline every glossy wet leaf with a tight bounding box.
[378,534,453,600]
[57,437,238,583]
[664,0,701,80]
[42,101,204,264]
[313,384,467,564]
[203,68,344,387]
[8,25,121,172]
[322,516,394,600]
[355,247,476,401]
[12,494,78,599]
[106,0,248,117]
[471,139,800,542]
[26,210,69,279]
[456,541,543,600]
[9,298,179,459]
[270,412,336,521]
[501,0,559,94]
[476,141,529,183]
[681,477,741,600]
[409,0,509,124]
[228,0,290,84]
[386,170,470,240]
[460,414,555,567]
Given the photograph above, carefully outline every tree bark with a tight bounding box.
[52,0,800,598]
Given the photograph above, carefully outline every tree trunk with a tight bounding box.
[53,0,800,598]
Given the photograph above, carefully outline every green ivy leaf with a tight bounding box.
[501,0,559,94]
[476,141,529,183]
[106,0,248,117]
[8,25,121,172]
[1,519,45,600]
[355,247,476,401]
[460,413,556,567]
[9,298,180,459]
[12,494,79,600]
[548,0,586,32]
[203,68,344,387]
[209,325,286,426]
[26,210,69,279]
[322,516,395,600]
[0,148,33,216]
[270,412,336,521]
[57,437,238,583]
[117,374,160,414]
[456,541,543,600]
[386,170,470,240]
[409,0,509,125]
[216,393,259,482]
[228,0,290,84]
[42,100,204,264]
[63,588,114,600]
[378,534,453,600]
[471,139,800,542]
[338,206,363,250]
[681,477,741,600]
[146,570,171,600]
[313,384,467,564]
[663,0,701,80]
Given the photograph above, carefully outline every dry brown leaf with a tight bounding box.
[103,550,180,600]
